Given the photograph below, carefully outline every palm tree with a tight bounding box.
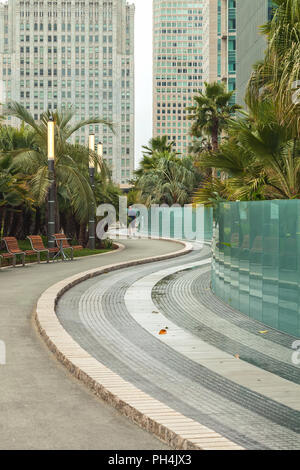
[0,152,34,237]
[193,100,300,204]
[142,136,176,156]
[187,82,242,152]
[135,149,179,179]
[53,143,116,245]
[4,102,113,233]
[0,123,36,151]
[188,137,212,156]
[0,125,37,237]
[247,0,300,135]
[136,152,196,206]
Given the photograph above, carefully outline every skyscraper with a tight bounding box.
[0,0,135,185]
[152,0,204,155]
[202,0,218,84]
[203,0,236,103]
[236,0,274,105]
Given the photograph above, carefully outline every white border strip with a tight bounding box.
[35,239,243,450]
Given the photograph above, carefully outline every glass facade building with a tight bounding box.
[236,0,275,105]
[227,0,236,101]
[153,0,204,156]
[0,0,135,185]
[203,0,236,103]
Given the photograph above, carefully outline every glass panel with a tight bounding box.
[212,201,300,337]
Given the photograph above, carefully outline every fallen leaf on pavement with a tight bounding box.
[159,329,167,335]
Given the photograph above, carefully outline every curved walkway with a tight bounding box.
[56,247,300,450]
[0,238,185,450]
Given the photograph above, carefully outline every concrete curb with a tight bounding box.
[35,239,242,451]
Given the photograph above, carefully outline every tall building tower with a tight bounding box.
[236,0,274,105]
[202,0,218,84]
[202,0,236,103]
[153,0,204,156]
[0,0,135,186]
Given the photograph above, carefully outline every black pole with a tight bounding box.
[48,159,55,248]
[89,167,95,250]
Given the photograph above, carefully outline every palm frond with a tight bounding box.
[30,165,51,205]
[56,164,94,223]
[66,117,114,139]
[3,101,41,135]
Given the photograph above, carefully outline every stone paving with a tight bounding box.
[154,267,300,385]
[0,238,184,450]
[56,245,300,450]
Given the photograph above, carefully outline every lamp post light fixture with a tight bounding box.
[89,133,95,169]
[47,117,56,248]
[88,133,96,250]
[97,141,103,170]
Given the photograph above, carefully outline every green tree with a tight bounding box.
[193,100,300,204]
[0,123,36,151]
[187,82,241,152]
[0,156,34,238]
[135,148,180,179]
[135,151,196,206]
[142,136,175,156]
[4,102,113,233]
[0,125,37,238]
[247,0,300,135]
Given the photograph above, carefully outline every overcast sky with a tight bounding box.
[0,0,153,167]
[132,0,152,166]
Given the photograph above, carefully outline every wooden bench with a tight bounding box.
[27,235,59,263]
[0,252,16,268]
[53,234,83,260]
[2,237,38,266]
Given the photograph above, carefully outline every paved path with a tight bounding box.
[57,246,300,450]
[0,239,183,450]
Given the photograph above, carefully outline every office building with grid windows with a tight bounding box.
[0,0,135,185]
[202,0,218,84]
[153,0,204,155]
[203,0,236,103]
[203,0,277,106]
[236,0,275,105]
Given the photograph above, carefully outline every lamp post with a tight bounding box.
[97,141,103,171]
[88,133,96,250]
[47,117,55,248]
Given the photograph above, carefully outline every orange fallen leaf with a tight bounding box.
[159,329,167,335]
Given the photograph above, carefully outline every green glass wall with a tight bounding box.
[212,201,300,338]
